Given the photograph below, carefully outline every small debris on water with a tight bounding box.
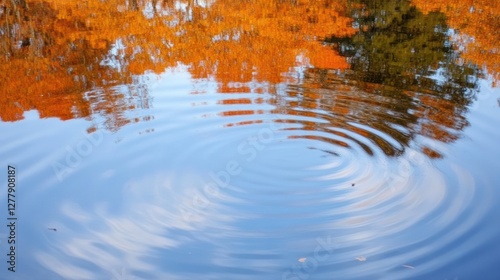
[298,257,307,263]
[356,256,366,262]
[352,183,355,187]
[48,228,57,232]
[402,264,415,269]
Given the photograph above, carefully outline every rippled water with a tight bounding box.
[2,69,499,280]
[1,0,500,279]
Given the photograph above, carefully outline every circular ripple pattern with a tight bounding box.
[14,70,498,280]
[124,73,492,279]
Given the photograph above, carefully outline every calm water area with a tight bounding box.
[1,0,499,279]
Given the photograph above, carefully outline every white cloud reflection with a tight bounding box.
[35,171,226,279]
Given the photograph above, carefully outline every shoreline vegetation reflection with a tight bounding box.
[1,0,498,155]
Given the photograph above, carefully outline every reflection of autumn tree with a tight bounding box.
[328,0,480,95]
[3,0,483,143]
[411,0,499,86]
[264,66,470,158]
[309,0,478,157]
[0,1,88,121]
[278,69,416,156]
[129,0,355,90]
[1,0,354,128]
[0,0,150,130]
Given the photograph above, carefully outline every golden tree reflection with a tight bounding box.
[0,0,492,152]
[0,0,353,126]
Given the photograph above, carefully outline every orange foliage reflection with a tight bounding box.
[1,0,354,127]
[412,0,500,86]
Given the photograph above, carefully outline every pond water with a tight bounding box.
[1,0,499,279]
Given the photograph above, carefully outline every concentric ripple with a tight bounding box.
[144,71,492,279]
[7,68,498,280]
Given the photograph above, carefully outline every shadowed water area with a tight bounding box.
[1,0,499,279]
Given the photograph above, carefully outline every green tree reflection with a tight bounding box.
[329,0,480,96]
[285,0,483,157]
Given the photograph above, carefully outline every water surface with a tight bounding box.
[1,0,499,279]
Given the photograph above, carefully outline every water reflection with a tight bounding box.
[218,67,472,158]
[1,0,500,279]
[36,172,212,279]
[329,0,481,95]
[1,0,492,145]
[412,0,500,86]
[0,0,354,127]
